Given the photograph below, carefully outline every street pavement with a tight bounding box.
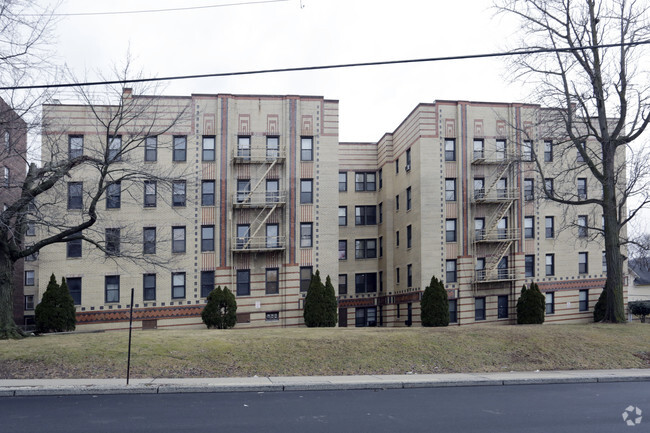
[1,369,649,396]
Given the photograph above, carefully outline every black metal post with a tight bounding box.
[126,288,134,385]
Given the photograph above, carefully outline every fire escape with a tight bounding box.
[471,146,519,289]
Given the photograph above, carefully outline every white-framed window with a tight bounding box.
[202,136,215,161]
[172,226,186,253]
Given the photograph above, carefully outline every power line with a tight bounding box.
[2,41,649,91]
[23,0,289,17]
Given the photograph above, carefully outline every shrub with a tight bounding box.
[421,276,449,327]
[516,283,545,324]
[201,286,237,329]
[303,270,337,327]
[594,289,607,322]
[629,300,650,323]
[35,274,76,333]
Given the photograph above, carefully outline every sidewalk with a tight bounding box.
[1,369,649,396]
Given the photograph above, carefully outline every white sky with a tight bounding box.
[51,0,525,143]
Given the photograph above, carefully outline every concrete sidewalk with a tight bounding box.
[1,369,650,396]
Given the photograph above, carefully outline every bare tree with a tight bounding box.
[0,60,191,338]
[497,0,650,322]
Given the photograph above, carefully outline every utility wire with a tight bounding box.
[2,41,649,91]
[23,0,289,17]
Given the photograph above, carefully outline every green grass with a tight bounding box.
[0,324,648,378]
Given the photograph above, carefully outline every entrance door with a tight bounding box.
[339,308,347,327]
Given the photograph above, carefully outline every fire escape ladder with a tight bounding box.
[244,203,279,248]
[486,240,513,275]
[484,201,513,238]
[483,160,512,197]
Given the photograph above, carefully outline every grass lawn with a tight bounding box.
[0,324,648,379]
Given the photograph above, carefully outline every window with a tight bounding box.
[602,251,607,273]
[406,187,412,210]
[355,306,377,327]
[68,182,83,209]
[475,218,485,240]
[339,240,347,260]
[172,226,186,253]
[396,230,399,247]
[301,137,313,161]
[395,194,400,211]
[145,136,157,162]
[395,157,399,174]
[544,178,554,198]
[172,181,186,207]
[396,267,400,284]
[338,274,347,295]
[545,216,554,238]
[266,179,279,203]
[545,292,555,314]
[577,178,587,199]
[378,168,383,189]
[300,179,313,203]
[577,141,586,162]
[300,266,312,292]
[544,140,553,162]
[24,295,34,310]
[579,289,589,312]
[108,135,122,161]
[473,139,484,159]
[106,182,121,209]
[522,140,533,161]
[202,136,215,161]
[105,228,120,255]
[266,136,279,158]
[498,295,509,319]
[524,178,534,200]
[474,177,485,199]
[407,264,413,287]
[237,179,250,203]
[546,254,555,276]
[67,238,82,258]
[496,139,506,160]
[355,239,377,259]
[355,273,377,293]
[578,215,588,238]
[449,299,458,323]
[355,206,376,225]
[201,181,215,206]
[24,270,34,286]
[445,178,456,201]
[498,256,509,279]
[173,136,186,161]
[105,275,119,303]
[237,136,251,159]
[265,268,279,294]
[475,258,485,281]
[355,172,376,191]
[497,217,508,239]
[266,223,279,248]
[338,206,347,226]
[266,312,280,321]
[25,249,37,261]
[379,271,383,292]
[201,271,214,297]
[578,252,588,274]
[172,272,186,299]
[405,148,412,171]
[201,225,215,252]
[446,260,457,283]
[69,135,83,159]
[444,138,456,161]
[26,222,35,236]
[524,216,534,239]
[379,236,383,257]
[407,225,412,248]
[236,224,250,249]
[68,277,81,305]
[446,219,457,242]
[143,274,156,301]
[497,178,508,198]
[300,223,313,247]
[3,166,8,187]
[339,172,347,192]
[475,297,486,321]
[3,130,7,150]
[143,227,156,254]
[525,255,535,277]
[378,203,383,223]
[144,181,156,207]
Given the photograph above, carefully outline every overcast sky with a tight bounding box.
[51,0,525,142]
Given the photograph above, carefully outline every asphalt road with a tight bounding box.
[1,381,647,433]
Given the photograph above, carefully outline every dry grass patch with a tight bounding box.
[0,324,648,378]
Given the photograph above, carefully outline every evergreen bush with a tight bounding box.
[421,275,449,327]
[303,270,337,327]
[35,274,76,333]
[593,289,607,322]
[201,286,237,329]
[516,283,545,324]
[628,300,650,323]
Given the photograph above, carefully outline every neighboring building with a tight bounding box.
[27,94,623,329]
[0,98,28,327]
[627,259,650,302]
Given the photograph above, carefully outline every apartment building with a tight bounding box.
[32,91,339,330]
[339,100,622,326]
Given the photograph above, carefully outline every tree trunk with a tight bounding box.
[0,248,24,339]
